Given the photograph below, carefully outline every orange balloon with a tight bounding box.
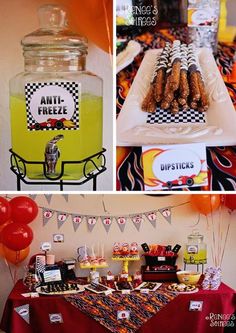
[3,246,30,265]
[190,194,221,216]
[57,0,113,53]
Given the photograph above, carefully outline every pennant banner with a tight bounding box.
[44,194,52,205]
[87,216,97,232]
[62,194,69,202]
[42,208,54,226]
[57,212,69,229]
[145,211,157,228]
[71,214,83,232]
[158,207,172,224]
[29,194,37,200]
[101,216,112,233]
[14,304,30,324]
[38,201,184,232]
[130,214,143,231]
[116,216,126,232]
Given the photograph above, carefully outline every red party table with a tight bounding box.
[1,280,236,333]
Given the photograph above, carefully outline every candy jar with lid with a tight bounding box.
[10,4,103,180]
[184,230,207,265]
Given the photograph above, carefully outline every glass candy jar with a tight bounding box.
[10,4,103,180]
[184,230,207,265]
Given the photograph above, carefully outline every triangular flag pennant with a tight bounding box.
[62,194,69,202]
[44,194,52,205]
[101,216,112,233]
[145,211,157,228]
[158,207,172,224]
[87,216,97,232]
[131,214,143,231]
[29,194,37,200]
[14,304,30,324]
[57,212,69,229]
[42,208,54,226]
[115,216,126,232]
[71,214,83,232]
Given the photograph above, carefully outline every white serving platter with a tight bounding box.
[116,40,141,74]
[135,282,162,291]
[117,48,236,147]
[36,284,85,296]
[85,283,114,294]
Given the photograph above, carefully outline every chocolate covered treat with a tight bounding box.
[154,43,171,102]
[169,40,181,91]
[141,85,156,113]
[142,40,209,115]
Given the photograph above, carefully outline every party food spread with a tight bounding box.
[142,41,209,115]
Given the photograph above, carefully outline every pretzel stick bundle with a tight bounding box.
[142,43,171,112]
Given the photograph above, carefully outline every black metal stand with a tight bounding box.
[9,148,106,191]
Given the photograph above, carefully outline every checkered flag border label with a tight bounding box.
[146,107,206,124]
[25,81,80,131]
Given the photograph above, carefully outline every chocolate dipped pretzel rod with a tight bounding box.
[198,75,209,112]
[169,40,181,92]
[154,43,171,102]
[141,85,156,113]
[188,44,201,103]
[178,44,189,107]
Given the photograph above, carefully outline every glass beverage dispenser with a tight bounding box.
[184,230,207,265]
[10,4,103,180]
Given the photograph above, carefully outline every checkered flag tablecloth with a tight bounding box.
[146,107,206,124]
[25,81,80,131]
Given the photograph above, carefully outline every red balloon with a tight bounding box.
[0,197,11,225]
[224,195,236,211]
[1,223,33,251]
[10,196,38,224]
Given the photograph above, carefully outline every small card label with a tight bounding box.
[121,273,129,279]
[107,275,114,281]
[122,290,130,295]
[142,143,208,190]
[189,301,203,311]
[49,313,63,324]
[104,290,113,296]
[158,256,165,261]
[25,81,80,131]
[53,234,64,243]
[40,242,52,251]
[140,289,149,294]
[117,310,130,320]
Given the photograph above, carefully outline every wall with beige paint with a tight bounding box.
[0,0,113,191]
[0,194,236,317]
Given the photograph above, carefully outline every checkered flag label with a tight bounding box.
[146,107,206,124]
[35,255,45,274]
[25,81,80,131]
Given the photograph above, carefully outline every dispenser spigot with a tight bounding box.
[45,135,64,174]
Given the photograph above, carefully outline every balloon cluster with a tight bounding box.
[190,194,236,215]
[0,196,38,265]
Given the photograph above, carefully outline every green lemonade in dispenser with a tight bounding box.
[184,230,207,265]
[10,4,103,180]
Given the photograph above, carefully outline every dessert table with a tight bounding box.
[1,280,235,333]
[116,28,236,191]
